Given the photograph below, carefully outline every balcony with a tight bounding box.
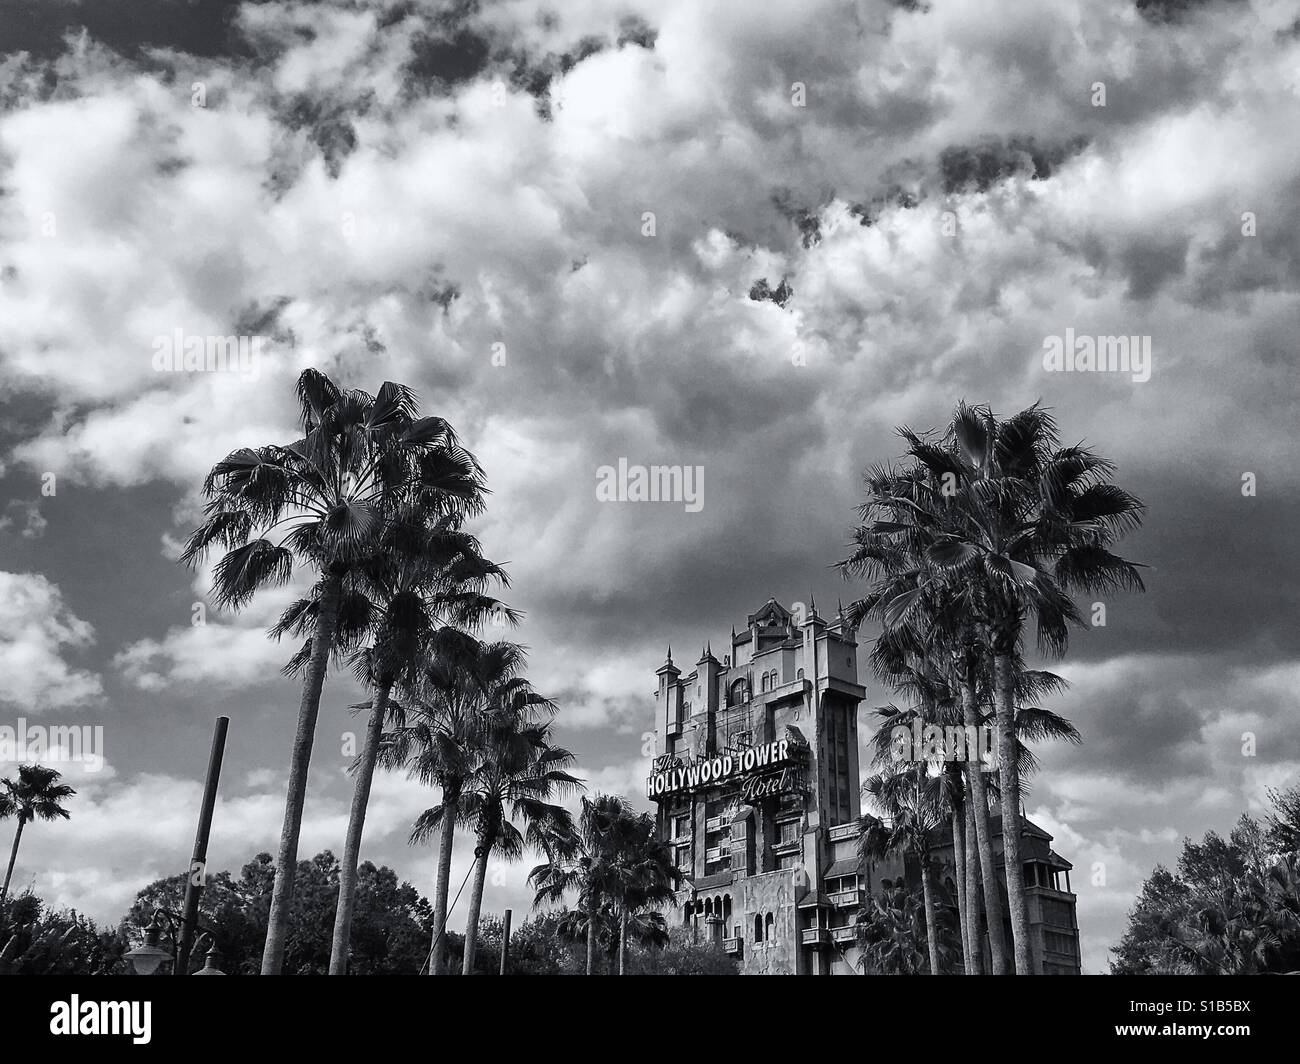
[827,822,858,843]
[705,815,725,832]
[801,928,831,947]
[722,937,743,957]
[828,889,863,910]
[830,925,856,944]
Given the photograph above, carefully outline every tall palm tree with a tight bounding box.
[324,516,514,975]
[903,402,1144,972]
[0,766,75,910]
[182,369,486,974]
[843,402,1143,972]
[530,793,631,975]
[455,701,580,974]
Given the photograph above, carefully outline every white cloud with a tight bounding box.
[0,571,103,712]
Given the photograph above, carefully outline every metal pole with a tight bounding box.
[499,908,512,975]
[176,716,229,975]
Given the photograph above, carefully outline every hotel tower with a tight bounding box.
[647,598,1082,974]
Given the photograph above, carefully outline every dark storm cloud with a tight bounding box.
[0,0,256,61]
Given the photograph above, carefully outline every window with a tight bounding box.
[754,914,763,942]
[673,814,690,839]
[777,819,799,845]
[778,853,797,870]
[765,913,775,941]
[675,845,691,872]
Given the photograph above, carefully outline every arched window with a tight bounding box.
[753,914,763,942]
[760,672,769,693]
[723,895,731,922]
[796,668,805,681]
[704,897,713,918]
[765,913,775,941]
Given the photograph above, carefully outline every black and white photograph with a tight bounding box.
[0,0,1297,1043]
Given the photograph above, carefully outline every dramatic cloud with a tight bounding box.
[0,0,1297,970]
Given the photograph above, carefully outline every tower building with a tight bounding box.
[647,598,1082,975]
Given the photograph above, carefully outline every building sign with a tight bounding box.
[647,739,803,798]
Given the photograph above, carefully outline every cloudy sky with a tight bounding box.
[1,0,1298,973]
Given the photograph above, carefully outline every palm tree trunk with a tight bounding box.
[328,679,391,975]
[586,899,597,975]
[919,859,941,975]
[618,905,628,975]
[951,804,970,974]
[963,677,1008,974]
[994,651,1033,974]
[963,793,983,974]
[428,791,458,975]
[0,818,24,909]
[261,571,342,975]
[461,842,490,974]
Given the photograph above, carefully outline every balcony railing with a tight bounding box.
[827,822,858,843]
[705,816,725,832]
[801,928,831,947]
[722,937,743,957]
[828,889,863,910]
[830,925,856,944]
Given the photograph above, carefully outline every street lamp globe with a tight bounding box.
[124,912,172,976]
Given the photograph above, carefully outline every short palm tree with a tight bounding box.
[385,641,529,974]
[0,766,75,910]
[182,368,486,974]
[454,700,580,974]
[855,877,954,975]
[530,793,631,975]
[858,768,947,974]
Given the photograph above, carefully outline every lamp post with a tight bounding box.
[125,908,225,975]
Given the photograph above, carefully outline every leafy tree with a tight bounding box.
[121,850,432,974]
[1112,803,1300,975]
[625,926,740,975]
[0,893,127,975]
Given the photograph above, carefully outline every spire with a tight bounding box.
[666,645,672,662]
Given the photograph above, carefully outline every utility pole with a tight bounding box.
[176,716,229,975]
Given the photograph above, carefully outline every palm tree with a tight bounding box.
[454,699,580,974]
[325,515,514,975]
[858,767,947,974]
[0,766,75,910]
[530,794,631,975]
[600,807,681,975]
[854,877,954,975]
[182,368,486,974]
[843,402,1144,972]
[389,641,532,974]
